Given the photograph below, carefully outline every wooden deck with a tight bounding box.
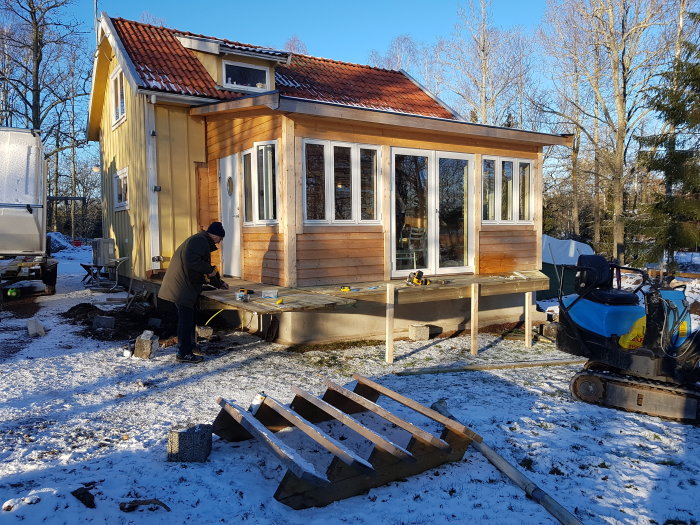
[200,270,548,314]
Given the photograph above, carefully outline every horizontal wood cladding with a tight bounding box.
[242,229,285,285]
[478,228,537,274]
[296,229,384,286]
[207,115,282,160]
[292,115,538,159]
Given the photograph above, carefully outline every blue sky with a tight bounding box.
[74,0,546,65]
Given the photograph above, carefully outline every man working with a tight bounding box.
[158,221,229,363]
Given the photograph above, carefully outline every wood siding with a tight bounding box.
[478,226,537,274]
[207,114,282,160]
[196,160,221,270]
[243,228,285,285]
[296,227,384,287]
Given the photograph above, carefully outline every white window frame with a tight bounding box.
[481,155,534,225]
[302,139,382,225]
[113,167,129,211]
[222,60,270,93]
[111,69,126,127]
[242,140,278,226]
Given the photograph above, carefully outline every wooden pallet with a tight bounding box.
[213,374,482,509]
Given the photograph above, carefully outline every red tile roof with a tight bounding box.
[109,17,457,120]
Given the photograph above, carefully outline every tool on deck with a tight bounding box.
[406,271,431,286]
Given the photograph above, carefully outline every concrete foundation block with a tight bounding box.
[196,325,214,339]
[26,318,46,337]
[167,423,212,462]
[133,330,159,359]
[92,315,115,329]
[408,324,430,341]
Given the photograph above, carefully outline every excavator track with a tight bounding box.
[570,369,700,423]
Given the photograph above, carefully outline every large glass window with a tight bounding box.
[482,159,495,221]
[334,146,352,220]
[519,162,531,221]
[302,139,380,224]
[482,156,533,224]
[360,148,377,220]
[304,143,325,220]
[242,142,277,225]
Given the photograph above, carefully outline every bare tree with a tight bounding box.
[284,35,308,55]
[369,35,417,70]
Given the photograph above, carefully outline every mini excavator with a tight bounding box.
[555,255,700,422]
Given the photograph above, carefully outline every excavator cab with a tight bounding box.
[555,254,700,422]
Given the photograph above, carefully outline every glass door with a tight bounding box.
[392,149,473,276]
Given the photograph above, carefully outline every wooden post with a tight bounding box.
[385,283,396,364]
[524,291,532,348]
[470,283,479,355]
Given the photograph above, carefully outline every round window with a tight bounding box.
[226,176,233,196]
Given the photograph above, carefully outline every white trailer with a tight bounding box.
[0,128,58,295]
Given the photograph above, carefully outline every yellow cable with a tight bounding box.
[205,309,223,326]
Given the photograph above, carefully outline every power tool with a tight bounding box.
[406,271,431,286]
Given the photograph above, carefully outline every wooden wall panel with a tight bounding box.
[242,229,285,285]
[207,115,282,160]
[478,228,537,273]
[296,229,384,287]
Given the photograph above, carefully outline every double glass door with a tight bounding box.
[392,148,474,276]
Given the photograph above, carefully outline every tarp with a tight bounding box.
[542,234,594,266]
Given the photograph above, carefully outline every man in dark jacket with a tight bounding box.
[158,221,229,363]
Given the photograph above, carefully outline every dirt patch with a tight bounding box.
[1,295,40,319]
[61,303,177,342]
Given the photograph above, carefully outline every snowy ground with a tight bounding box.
[1,246,699,525]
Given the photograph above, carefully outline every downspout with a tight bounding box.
[145,94,161,270]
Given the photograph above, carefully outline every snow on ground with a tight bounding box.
[1,246,699,525]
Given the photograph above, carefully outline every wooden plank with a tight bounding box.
[471,282,479,355]
[297,266,384,279]
[302,225,384,234]
[525,291,532,348]
[296,256,384,269]
[290,387,415,462]
[216,398,329,486]
[386,282,395,364]
[254,394,375,474]
[297,232,384,241]
[323,380,451,451]
[351,375,482,443]
[480,224,537,232]
[282,115,296,288]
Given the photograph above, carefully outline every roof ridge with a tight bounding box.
[287,53,401,74]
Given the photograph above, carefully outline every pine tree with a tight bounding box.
[639,13,700,267]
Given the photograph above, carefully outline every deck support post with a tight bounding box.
[385,283,396,364]
[470,283,479,355]
[524,291,532,348]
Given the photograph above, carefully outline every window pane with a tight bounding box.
[257,145,276,220]
[305,143,325,220]
[439,158,467,268]
[243,153,252,222]
[501,161,513,221]
[395,154,428,270]
[519,162,531,220]
[482,159,495,221]
[360,148,377,220]
[225,64,267,89]
[334,146,352,220]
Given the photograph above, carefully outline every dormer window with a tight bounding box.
[223,60,270,92]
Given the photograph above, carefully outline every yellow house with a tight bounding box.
[87,14,572,344]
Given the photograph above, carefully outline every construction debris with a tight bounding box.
[212,374,481,509]
[133,330,159,359]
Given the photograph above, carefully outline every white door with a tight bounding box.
[392,148,474,277]
[219,154,241,277]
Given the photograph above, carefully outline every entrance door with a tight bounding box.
[392,148,473,276]
[219,154,241,277]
